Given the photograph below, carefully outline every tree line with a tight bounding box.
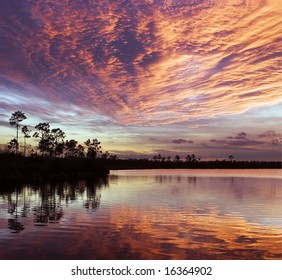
[3,111,281,173]
[7,110,114,159]
[6,111,205,162]
[152,153,200,163]
[6,111,236,163]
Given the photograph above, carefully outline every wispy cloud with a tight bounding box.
[209,130,282,149]
[258,130,282,146]
[0,0,281,160]
[172,139,194,144]
[0,0,281,126]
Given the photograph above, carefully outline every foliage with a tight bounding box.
[4,111,281,174]
[21,125,31,156]
[50,128,66,158]
[7,138,18,153]
[9,111,26,128]
[84,139,102,159]
[33,122,51,156]
[9,111,27,154]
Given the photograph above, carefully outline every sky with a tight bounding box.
[0,0,281,161]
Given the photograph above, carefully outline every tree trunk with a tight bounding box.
[16,124,19,154]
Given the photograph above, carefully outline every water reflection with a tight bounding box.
[1,177,108,233]
[6,188,25,233]
[0,170,281,260]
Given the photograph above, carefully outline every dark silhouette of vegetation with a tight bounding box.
[33,122,52,156]
[7,138,18,153]
[2,111,111,182]
[1,177,108,235]
[186,154,200,163]
[104,157,281,170]
[50,128,66,158]
[7,187,25,233]
[0,153,109,183]
[9,111,26,154]
[7,112,105,161]
[0,150,281,184]
[85,138,102,159]
[174,155,181,162]
[228,155,234,162]
[65,139,81,157]
[1,111,281,184]
[21,125,31,156]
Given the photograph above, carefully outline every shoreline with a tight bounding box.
[1,153,280,184]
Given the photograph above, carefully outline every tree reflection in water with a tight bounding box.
[33,184,64,226]
[8,218,24,233]
[0,171,281,260]
[83,180,102,210]
[2,177,108,232]
[7,187,25,233]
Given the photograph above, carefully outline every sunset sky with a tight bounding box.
[0,0,281,160]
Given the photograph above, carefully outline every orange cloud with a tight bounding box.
[0,0,281,126]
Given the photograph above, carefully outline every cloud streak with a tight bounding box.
[0,0,281,161]
[0,0,281,126]
[209,130,282,152]
[172,139,194,144]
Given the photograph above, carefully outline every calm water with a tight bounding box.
[0,169,281,260]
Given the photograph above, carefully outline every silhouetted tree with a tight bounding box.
[33,124,66,157]
[21,125,31,156]
[30,149,37,157]
[85,139,102,159]
[109,154,118,160]
[55,142,65,158]
[101,151,110,159]
[186,154,199,163]
[186,154,192,162]
[65,139,78,157]
[33,123,51,156]
[9,111,26,154]
[64,140,84,157]
[76,144,85,158]
[50,128,65,158]
[7,138,18,153]
[174,155,181,162]
[152,154,162,162]
[229,155,234,162]
[191,154,196,162]
[153,155,158,161]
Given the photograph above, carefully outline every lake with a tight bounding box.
[0,169,281,260]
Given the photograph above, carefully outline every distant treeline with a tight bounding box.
[5,111,261,165]
[2,111,281,185]
[103,158,281,170]
[1,152,280,184]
